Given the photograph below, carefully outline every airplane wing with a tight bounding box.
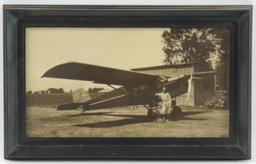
[42,62,159,86]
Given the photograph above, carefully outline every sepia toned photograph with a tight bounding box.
[25,27,230,138]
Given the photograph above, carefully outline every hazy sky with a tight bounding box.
[26,28,168,91]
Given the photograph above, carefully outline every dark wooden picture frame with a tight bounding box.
[4,5,251,159]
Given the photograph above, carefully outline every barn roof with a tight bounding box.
[131,62,213,72]
[131,62,197,71]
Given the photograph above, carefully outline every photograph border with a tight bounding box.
[4,5,251,159]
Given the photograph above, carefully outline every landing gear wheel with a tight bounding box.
[169,106,182,120]
[147,110,154,118]
[147,109,158,120]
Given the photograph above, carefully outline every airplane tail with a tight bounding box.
[57,88,91,111]
[57,103,83,111]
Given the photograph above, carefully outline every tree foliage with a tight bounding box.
[211,28,230,90]
[162,28,222,66]
[162,28,230,89]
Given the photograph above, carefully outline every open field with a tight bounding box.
[26,106,229,137]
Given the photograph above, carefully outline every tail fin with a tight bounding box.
[57,103,83,111]
[57,88,91,111]
[72,88,91,103]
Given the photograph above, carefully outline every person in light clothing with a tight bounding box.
[156,87,172,121]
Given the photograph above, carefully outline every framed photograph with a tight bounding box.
[4,5,251,159]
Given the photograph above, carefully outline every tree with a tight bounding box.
[211,28,230,90]
[47,88,64,94]
[162,28,222,67]
[162,28,229,90]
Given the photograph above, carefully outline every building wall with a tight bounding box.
[194,75,215,105]
[176,87,195,106]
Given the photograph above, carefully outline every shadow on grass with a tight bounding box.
[73,115,150,128]
[66,112,112,117]
[169,111,210,121]
[182,111,211,116]
[73,110,211,128]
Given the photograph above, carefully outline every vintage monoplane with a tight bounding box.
[42,62,212,117]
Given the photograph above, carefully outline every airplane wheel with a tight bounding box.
[147,110,153,118]
[170,106,182,120]
[147,110,156,119]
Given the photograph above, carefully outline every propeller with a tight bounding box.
[186,71,193,102]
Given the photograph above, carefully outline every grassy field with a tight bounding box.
[26,106,229,137]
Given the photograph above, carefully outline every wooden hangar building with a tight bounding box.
[132,63,215,106]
